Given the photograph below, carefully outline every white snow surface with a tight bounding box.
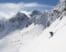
[19,16,66,52]
[0,23,44,52]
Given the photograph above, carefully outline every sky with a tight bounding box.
[0,0,59,6]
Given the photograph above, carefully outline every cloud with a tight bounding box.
[60,0,65,2]
[0,3,53,12]
[0,3,53,19]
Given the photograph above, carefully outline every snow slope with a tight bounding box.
[0,11,66,52]
[20,15,66,52]
[0,12,65,52]
[0,23,44,52]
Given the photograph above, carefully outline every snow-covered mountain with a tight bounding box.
[0,11,66,52]
[20,15,66,52]
[0,12,32,39]
[0,10,51,39]
[0,0,66,52]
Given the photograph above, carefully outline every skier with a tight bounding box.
[49,32,54,38]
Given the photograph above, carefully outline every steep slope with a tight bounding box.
[20,15,66,52]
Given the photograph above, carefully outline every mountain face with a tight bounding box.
[30,10,42,17]
[0,12,32,39]
[7,12,32,32]
[33,12,49,27]
[30,9,62,29]
[8,12,31,28]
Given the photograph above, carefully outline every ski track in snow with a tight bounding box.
[19,16,66,52]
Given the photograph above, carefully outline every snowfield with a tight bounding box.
[19,16,66,52]
[0,15,66,52]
